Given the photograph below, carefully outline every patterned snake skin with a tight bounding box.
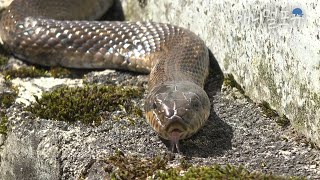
[0,0,210,151]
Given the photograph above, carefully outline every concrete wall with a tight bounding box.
[122,0,320,146]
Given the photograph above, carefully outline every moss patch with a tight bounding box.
[0,90,18,108]
[138,0,148,8]
[2,66,76,79]
[0,80,18,109]
[0,44,74,78]
[258,101,290,127]
[98,153,304,179]
[0,45,9,66]
[223,73,245,95]
[259,101,278,119]
[2,66,50,78]
[0,112,8,135]
[276,115,290,127]
[103,152,168,179]
[49,67,73,78]
[26,85,144,125]
[0,54,8,66]
[0,78,18,135]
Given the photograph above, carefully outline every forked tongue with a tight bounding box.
[170,129,182,153]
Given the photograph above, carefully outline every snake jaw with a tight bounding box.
[163,115,188,153]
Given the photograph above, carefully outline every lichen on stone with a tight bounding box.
[223,55,232,70]
[256,57,281,107]
[25,84,144,125]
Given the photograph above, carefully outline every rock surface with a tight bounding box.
[0,0,319,179]
[1,58,320,179]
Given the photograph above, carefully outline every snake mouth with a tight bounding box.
[163,116,188,153]
[163,115,188,136]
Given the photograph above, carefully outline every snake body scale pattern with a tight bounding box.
[0,0,210,151]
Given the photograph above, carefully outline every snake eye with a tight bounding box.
[192,100,201,109]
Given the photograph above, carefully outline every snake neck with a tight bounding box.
[148,35,209,90]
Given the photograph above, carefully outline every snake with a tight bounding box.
[0,0,210,152]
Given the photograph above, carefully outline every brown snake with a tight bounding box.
[0,0,210,152]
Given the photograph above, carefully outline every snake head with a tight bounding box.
[145,81,210,152]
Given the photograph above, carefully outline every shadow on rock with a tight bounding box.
[100,0,125,21]
[181,111,233,157]
[161,110,233,158]
[205,50,224,95]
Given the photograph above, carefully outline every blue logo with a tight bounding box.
[292,8,303,17]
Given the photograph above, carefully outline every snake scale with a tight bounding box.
[0,0,210,151]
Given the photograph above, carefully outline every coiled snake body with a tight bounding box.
[0,0,210,151]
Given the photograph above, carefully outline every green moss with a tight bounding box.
[258,101,291,127]
[223,73,245,94]
[313,60,320,70]
[98,153,304,180]
[104,152,168,179]
[26,85,144,125]
[235,36,242,42]
[3,66,50,78]
[0,92,15,107]
[48,67,73,78]
[157,164,302,180]
[0,112,8,135]
[138,0,148,8]
[2,65,77,78]
[0,78,18,135]
[0,81,18,109]
[0,54,8,66]
[0,91,17,108]
[259,101,278,119]
[276,115,290,127]
[0,45,9,66]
